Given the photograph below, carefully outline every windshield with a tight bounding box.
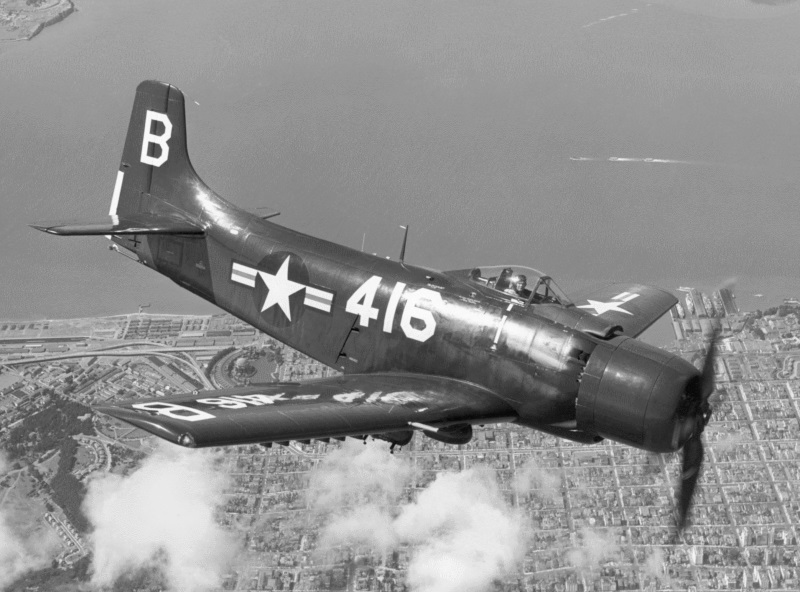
[466,265,572,306]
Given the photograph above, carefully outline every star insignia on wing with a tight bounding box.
[577,292,639,316]
[578,299,634,316]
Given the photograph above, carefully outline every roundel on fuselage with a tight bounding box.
[250,252,310,328]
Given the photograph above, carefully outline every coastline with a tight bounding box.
[0,0,75,42]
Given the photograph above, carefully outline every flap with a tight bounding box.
[569,283,678,338]
[30,213,204,236]
[94,373,516,448]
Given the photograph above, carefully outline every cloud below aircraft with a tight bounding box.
[83,444,240,591]
[513,458,563,504]
[309,440,671,590]
[309,439,528,592]
[0,451,61,589]
[0,438,672,590]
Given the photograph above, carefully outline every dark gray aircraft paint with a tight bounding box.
[33,81,721,530]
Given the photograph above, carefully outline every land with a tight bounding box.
[1,299,799,591]
[0,0,75,42]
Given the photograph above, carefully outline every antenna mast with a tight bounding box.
[399,225,409,264]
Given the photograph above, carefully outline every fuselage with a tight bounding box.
[116,192,602,434]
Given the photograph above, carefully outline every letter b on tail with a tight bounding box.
[140,110,172,167]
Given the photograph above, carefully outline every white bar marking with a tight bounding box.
[305,286,333,303]
[232,262,257,277]
[231,263,257,288]
[109,170,124,216]
[105,171,125,240]
[304,296,331,312]
[493,315,508,344]
[231,273,256,288]
[304,286,334,312]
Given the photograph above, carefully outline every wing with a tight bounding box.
[569,283,678,338]
[95,373,515,448]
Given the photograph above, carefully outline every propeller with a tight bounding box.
[676,326,721,532]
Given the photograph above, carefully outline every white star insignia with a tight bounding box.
[257,257,305,320]
[577,299,635,316]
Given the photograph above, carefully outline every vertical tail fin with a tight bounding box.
[112,80,206,221]
[32,81,216,237]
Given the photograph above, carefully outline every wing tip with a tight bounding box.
[93,405,191,446]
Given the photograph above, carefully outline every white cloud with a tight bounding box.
[512,459,562,503]
[643,547,665,579]
[83,443,240,592]
[308,439,413,513]
[395,467,527,592]
[567,528,621,571]
[0,475,60,589]
[318,505,397,552]
[711,430,746,452]
[308,441,527,592]
[309,439,414,554]
[0,512,34,590]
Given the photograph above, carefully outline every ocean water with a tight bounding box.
[1,0,799,346]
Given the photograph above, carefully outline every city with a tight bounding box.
[1,288,799,591]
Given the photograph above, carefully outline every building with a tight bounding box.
[718,288,739,316]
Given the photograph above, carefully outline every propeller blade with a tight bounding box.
[677,431,704,532]
[677,329,719,531]
[677,280,734,532]
[700,328,720,404]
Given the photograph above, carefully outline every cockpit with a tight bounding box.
[467,265,572,306]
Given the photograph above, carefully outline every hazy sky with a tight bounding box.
[1,0,799,332]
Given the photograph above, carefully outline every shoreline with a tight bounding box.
[0,0,75,42]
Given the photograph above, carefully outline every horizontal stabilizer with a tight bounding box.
[94,372,516,448]
[30,213,204,236]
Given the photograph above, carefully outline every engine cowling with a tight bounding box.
[576,336,700,453]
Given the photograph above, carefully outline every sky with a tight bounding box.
[1,0,799,342]
[0,1,798,586]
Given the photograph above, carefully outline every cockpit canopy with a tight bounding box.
[467,265,572,306]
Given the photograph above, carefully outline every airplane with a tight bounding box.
[32,80,720,531]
